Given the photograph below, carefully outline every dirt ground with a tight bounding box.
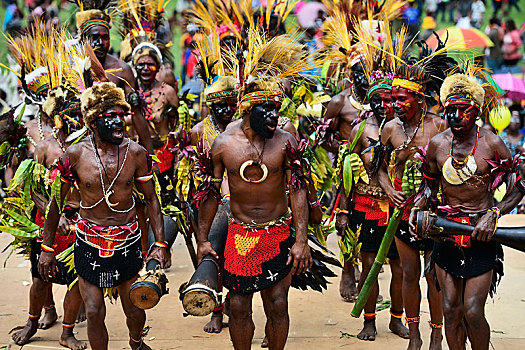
[1,215,525,349]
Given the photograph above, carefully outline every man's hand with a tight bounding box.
[287,240,312,275]
[38,252,56,282]
[335,214,349,237]
[146,246,170,268]
[57,216,71,236]
[386,188,407,208]
[472,211,498,242]
[197,240,218,265]
[408,206,421,237]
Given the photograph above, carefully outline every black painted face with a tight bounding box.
[445,104,478,138]
[350,63,369,98]
[95,109,126,145]
[249,101,279,139]
[83,25,110,59]
[370,92,394,122]
[210,98,237,124]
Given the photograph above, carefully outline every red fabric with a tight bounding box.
[154,139,176,173]
[76,218,139,258]
[393,177,411,221]
[447,216,472,248]
[352,191,389,226]
[35,209,76,255]
[224,219,292,277]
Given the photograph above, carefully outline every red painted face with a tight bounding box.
[392,87,422,123]
[445,103,479,137]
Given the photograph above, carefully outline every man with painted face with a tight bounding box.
[324,55,370,302]
[133,44,179,192]
[336,73,409,341]
[378,63,448,350]
[75,7,153,155]
[409,73,524,350]
[323,57,370,154]
[38,82,168,350]
[11,87,87,350]
[190,75,237,333]
[196,78,312,350]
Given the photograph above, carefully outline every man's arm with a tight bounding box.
[122,64,154,154]
[378,124,407,207]
[135,146,169,266]
[196,139,224,263]
[37,154,72,282]
[409,138,441,234]
[285,135,312,275]
[473,136,520,241]
[321,95,343,154]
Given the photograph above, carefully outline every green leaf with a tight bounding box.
[2,208,39,231]
[349,120,366,152]
[16,103,26,123]
[151,155,161,163]
[0,141,10,156]
[343,156,353,197]
[0,225,39,238]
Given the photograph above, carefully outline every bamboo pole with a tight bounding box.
[351,207,402,318]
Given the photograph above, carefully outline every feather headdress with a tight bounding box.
[234,26,324,116]
[187,0,247,42]
[72,0,114,37]
[117,0,172,63]
[440,60,502,120]
[391,32,460,106]
[3,24,87,105]
[194,31,237,105]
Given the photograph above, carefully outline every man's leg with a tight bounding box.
[425,251,443,350]
[340,260,358,302]
[394,237,423,350]
[39,284,58,329]
[260,273,292,350]
[11,277,49,345]
[60,283,87,350]
[435,265,466,350]
[389,257,409,338]
[78,276,108,350]
[463,270,493,350]
[229,291,255,350]
[117,275,150,350]
[357,251,378,341]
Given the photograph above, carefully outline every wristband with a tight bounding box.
[41,243,55,253]
[309,200,320,209]
[335,208,349,215]
[154,241,168,248]
[488,207,501,218]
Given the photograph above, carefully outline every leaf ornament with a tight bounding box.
[486,151,523,194]
[285,139,311,191]
[192,143,221,203]
[339,225,362,266]
[57,156,74,184]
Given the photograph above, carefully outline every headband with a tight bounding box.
[392,77,424,95]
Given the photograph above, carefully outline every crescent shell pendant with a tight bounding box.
[442,155,477,185]
[239,160,268,184]
[105,190,120,207]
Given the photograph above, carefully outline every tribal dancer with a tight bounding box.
[190,35,238,333]
[323,15,371,303]
[336,23,408,339]
[8,30,88,347]
[74,0,153,154]
[196,29,319,350]
[38,82,169,350]
[409,68,523,350]
[378,33,456,350]
[118,0,179,193]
